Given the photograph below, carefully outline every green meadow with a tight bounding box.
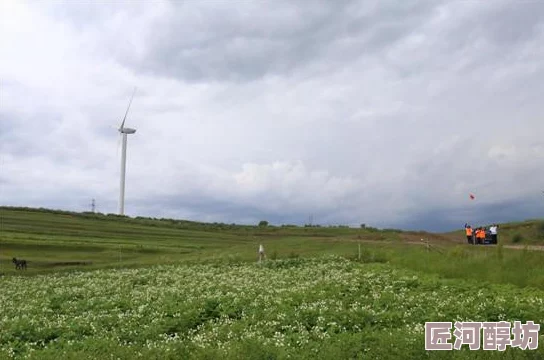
[2,206,544,359]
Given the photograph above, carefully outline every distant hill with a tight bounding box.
[2,205,542,245]
[0,205,402,273]
[0,205,396,238]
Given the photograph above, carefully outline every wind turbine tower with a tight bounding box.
[117,87,137,216]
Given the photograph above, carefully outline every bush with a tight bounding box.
[288,251,300,259]
[537,221,544,238]
[351,248,389,263]
[512,233,524,243]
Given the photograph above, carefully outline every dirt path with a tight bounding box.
[503,244,544,251]
[341,233,544,252]
[399,232,544,251]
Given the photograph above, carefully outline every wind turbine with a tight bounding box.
[117,87,137,216]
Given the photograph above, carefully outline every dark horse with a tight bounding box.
[12,257,27,270]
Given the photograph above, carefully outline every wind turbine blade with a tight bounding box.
[120,87,137,130]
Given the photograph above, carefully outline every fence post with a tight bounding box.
[358,243,361,261]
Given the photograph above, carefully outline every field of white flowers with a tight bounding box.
[1,255,544,359]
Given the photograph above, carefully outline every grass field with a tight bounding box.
[0,207,401,275]
[1,206,544,359]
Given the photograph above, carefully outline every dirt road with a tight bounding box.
[345,232,544,252]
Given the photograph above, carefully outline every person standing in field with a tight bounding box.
[258,244,266,262]
[478,227,485,244]
[489,224,498,244]
[465,224,473,244]
[474,227,482,244]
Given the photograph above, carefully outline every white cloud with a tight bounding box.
[1,0,543,230]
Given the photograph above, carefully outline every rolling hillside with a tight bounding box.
[1,205,543,275]
[0,206,400,274]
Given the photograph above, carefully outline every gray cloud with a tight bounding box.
[1,0,543,231]
[118,0,438,83]
[399,195,544,233]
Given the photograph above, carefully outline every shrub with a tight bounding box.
[352,248,389,263]
[512,233,523,243]
[288,251,300,259]
[537,221,544,238]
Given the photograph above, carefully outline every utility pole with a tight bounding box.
[91,198,95,213]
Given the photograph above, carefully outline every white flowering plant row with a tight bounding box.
[1,256,543,359]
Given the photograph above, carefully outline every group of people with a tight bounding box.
[464,223,499,245]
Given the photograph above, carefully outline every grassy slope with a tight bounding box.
[3,206,544,289]
[0,206,400,275]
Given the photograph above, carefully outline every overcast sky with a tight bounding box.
[1,0,544,232]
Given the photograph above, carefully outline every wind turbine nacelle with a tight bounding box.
[120,128,137,134]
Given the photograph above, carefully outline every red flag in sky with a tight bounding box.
[469,194,475,200]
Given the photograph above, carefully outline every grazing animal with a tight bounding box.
[12,257,27,270]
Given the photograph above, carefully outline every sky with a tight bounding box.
[1,0,544,232]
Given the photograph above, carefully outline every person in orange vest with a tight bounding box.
[477,227,485,244]
[465,224,473,244]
